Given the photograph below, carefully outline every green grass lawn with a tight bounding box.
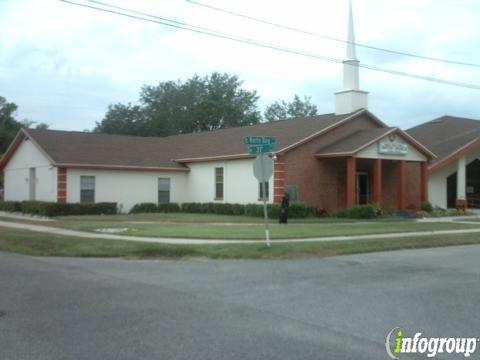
[2,213,480,240]
[1,226,480,259]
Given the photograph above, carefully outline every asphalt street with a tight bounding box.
[1,246,479,359]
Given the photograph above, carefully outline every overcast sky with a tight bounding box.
[1,0,479,131]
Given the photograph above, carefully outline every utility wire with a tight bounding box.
[186,0,480,68]
[59,0,480,90]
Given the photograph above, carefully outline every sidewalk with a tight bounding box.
[1,220,480,245]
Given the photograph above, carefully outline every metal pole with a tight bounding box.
[261,153,270,247]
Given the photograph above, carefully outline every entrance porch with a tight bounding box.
[344,157,428,210]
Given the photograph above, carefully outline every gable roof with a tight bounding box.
[0,111,362,171]
[316,128,394,157]
[0,109,433,172]
[407,115,480,171]
[315,127,436,159]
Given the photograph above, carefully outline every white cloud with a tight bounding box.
[0,0,479,131]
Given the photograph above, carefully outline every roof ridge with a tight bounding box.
[163,112,342,140]
[24,128,167,141]
[24,112,347,142]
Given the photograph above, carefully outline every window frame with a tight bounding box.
[80,175,95,204]
[158,177,171,204]
[214,167,224,200]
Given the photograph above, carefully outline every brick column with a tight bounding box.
[372,159,382,207]
[273,156,285,203]
[420,162,428,203]
[57,167,67,204]
[346,157,356,208]
[396,160,406,210]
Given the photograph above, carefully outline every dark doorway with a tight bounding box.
[467,159,480,208]
[447,172,456,208]
[356,172,369,205]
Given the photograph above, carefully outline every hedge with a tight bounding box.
[129,202,315,219]
[0,200,315,219]
[130,203,181,214]
[332,204,378,219]
[0,201,117,217]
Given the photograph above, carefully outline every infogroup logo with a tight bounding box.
[385,327,478,359]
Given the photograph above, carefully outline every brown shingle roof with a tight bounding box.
[316,128,394,156]
[407,115,480,165]
[16,112,354,169]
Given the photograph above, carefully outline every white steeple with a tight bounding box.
[335,0,368,115]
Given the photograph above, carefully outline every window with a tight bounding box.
[158,178,171,204]
[80,176,95,203]
[259,181,269,200]
[215,167,224,200]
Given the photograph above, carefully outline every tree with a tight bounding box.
[0,96,22,155]
[264,94,318,122]
[95,73,261,136]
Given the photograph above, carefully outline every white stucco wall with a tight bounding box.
[66,169,189,213]
[4,140,274,211]
[3,138,57,202]
[185,159,274,204]
[428,162,456,209]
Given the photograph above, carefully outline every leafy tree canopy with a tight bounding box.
[95,73,261,136]
[0,97,49,155]
[264,94,318,122]
[0,96,21,155]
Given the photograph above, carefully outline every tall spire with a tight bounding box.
[346,0,357,60]
[334,0,368,115]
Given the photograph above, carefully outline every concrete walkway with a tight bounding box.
[1,219,480,245]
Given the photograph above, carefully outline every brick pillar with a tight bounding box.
[273,156,285,203]
[346,157,356,208]
[396,160,406,210]
[372,159,382,207]
[57,167,67,204]
[420,162,428,203]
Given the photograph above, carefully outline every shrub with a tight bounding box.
[181,202,205,213]
[241,204,279,219]
[330,208,348,218]
[420,201,433,213]
[0,201,22,212]
[130,203,159,213]
[332,204,377,219]
[7,201,118,217]
[381,207,396,217]
[128,201,314,218]
[158,203,181,213]
[347,204,377,219]
[414,210,430,218]
[288,203,315,218]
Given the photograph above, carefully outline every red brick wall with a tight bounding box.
[405,161,421,210]
[57,167,67,204]
[281,115,382,211]
[273,155,285,203]
[381,161,397,210]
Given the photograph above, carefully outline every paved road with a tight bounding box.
[1,246,479,359]
[2,219,480,244]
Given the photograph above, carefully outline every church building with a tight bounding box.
[2,3,476,213]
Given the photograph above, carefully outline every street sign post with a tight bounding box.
[245,136,276,247]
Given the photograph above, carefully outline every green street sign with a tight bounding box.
[244,136,277,147]
[247,144,274,154]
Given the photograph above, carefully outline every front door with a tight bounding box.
[29,168,36,201]
[356,172,369,205]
